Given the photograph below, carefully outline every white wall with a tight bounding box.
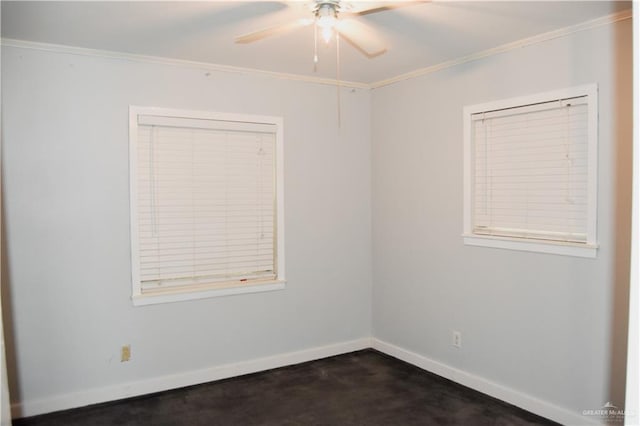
[1,46,372,414]
[625,4,639,425]
[371,18,633,419]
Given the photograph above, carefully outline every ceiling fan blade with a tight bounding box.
[336,19,387,58]
[345,1,429,16]
[235,18,313,44]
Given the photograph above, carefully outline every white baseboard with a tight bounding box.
[11,337,604,425]
[372,338,601,426]
[12,337,372,419]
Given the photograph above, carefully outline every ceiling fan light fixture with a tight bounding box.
[316,3,338,43]
[321,25,333,43]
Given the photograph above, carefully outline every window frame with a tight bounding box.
[462,84,598,258]
[129,106,286,306]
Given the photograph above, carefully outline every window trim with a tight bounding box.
[462,84,598,258]
[129,106,286,306]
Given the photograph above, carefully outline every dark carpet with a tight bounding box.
[14,349,558,426]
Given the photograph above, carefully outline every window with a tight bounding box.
[129,107,285,305]
[463,85,598,257]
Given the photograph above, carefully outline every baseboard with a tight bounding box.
[372,338,601,426]
[12,337,372,419]
[10,337,605,425]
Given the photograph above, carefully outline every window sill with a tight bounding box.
[463,234,598,258]
[132,279,286,306]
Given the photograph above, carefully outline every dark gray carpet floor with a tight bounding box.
[14,349,559,426]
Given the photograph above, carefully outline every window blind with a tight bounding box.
[471,96,589,243]
[135,116,277,291]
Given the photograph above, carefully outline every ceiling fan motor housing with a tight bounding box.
[314,1,341,19]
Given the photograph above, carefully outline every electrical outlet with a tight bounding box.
[452,331,462,348]
[121,345,131,362]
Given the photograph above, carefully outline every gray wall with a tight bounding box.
[1,13,633,421]
[1,46,372,407]
[371,19,632,414]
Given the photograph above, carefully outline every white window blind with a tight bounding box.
[135,114,277,292]
[463,85,597,257]
[470,95,594,245]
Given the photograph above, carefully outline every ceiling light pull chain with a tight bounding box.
[313,19,319,71]
[336,29,341,128]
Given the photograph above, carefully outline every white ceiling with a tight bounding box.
[1,1,632,84]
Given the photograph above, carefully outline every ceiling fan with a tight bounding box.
[235,1,426,60]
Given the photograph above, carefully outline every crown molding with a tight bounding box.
[370,8,633,89]
[0,38,370,90]
[1,8,631,91]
